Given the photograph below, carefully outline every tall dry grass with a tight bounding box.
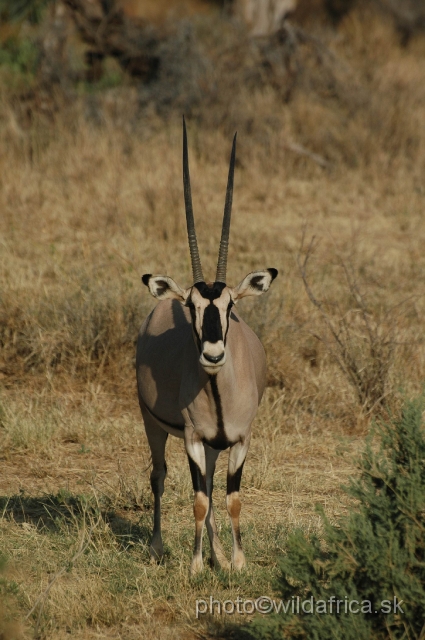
[0,5,425,638]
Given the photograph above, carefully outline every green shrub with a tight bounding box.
[0,0,52,24]
[247,397,425,640]
[0,35,40,92]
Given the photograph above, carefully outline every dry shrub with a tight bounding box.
[0,279,144,379]
[298,233,402,414]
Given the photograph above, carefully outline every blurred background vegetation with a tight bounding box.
[0,0,424,149]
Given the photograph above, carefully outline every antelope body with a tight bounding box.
[136,120,277,573]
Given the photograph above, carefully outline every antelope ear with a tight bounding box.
[231,268,278,300]
[142,274,189,301]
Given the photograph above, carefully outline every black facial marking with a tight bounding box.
[194,281,226,300]
[186,300,202,351]
[187,456,207,494]
[202,304,223,344]
[187,282,231,351]
[204,375,230,450]
[227,461,245,495]
[224,301,233,344]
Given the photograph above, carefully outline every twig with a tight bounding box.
[284,140,331,168]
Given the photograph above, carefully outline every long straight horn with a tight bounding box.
[183,117,204,284]
[215,133,237,283]
[215,132,237,283]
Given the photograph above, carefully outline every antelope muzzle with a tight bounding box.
[200,340,226,373]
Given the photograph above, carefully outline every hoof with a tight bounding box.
[190,556,204,575]
[210,539,231,571]
[211,552,231,572]
[149,545,164,564]
[232,550,246,571]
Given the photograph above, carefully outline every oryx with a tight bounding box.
[136,119,277,574]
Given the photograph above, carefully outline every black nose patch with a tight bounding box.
[203,352,224,364]
[202,303,223,344]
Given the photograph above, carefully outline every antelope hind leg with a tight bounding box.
[143,414,169,563]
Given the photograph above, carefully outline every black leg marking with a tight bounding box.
[227,462,245,548]
[187,453,210,569]
[188,455,207,494]
[150,461,167,494]
[227,460,245,495]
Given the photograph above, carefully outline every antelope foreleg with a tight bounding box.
[227,437,250,571]
[205,445,230,571]
[185,431,209,575]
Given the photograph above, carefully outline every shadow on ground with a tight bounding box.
[0,491,151,549]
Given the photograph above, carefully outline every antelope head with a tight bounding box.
[142,118,278,375]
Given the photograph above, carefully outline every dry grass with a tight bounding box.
[1,6,425,638]
[0,389,359,639]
